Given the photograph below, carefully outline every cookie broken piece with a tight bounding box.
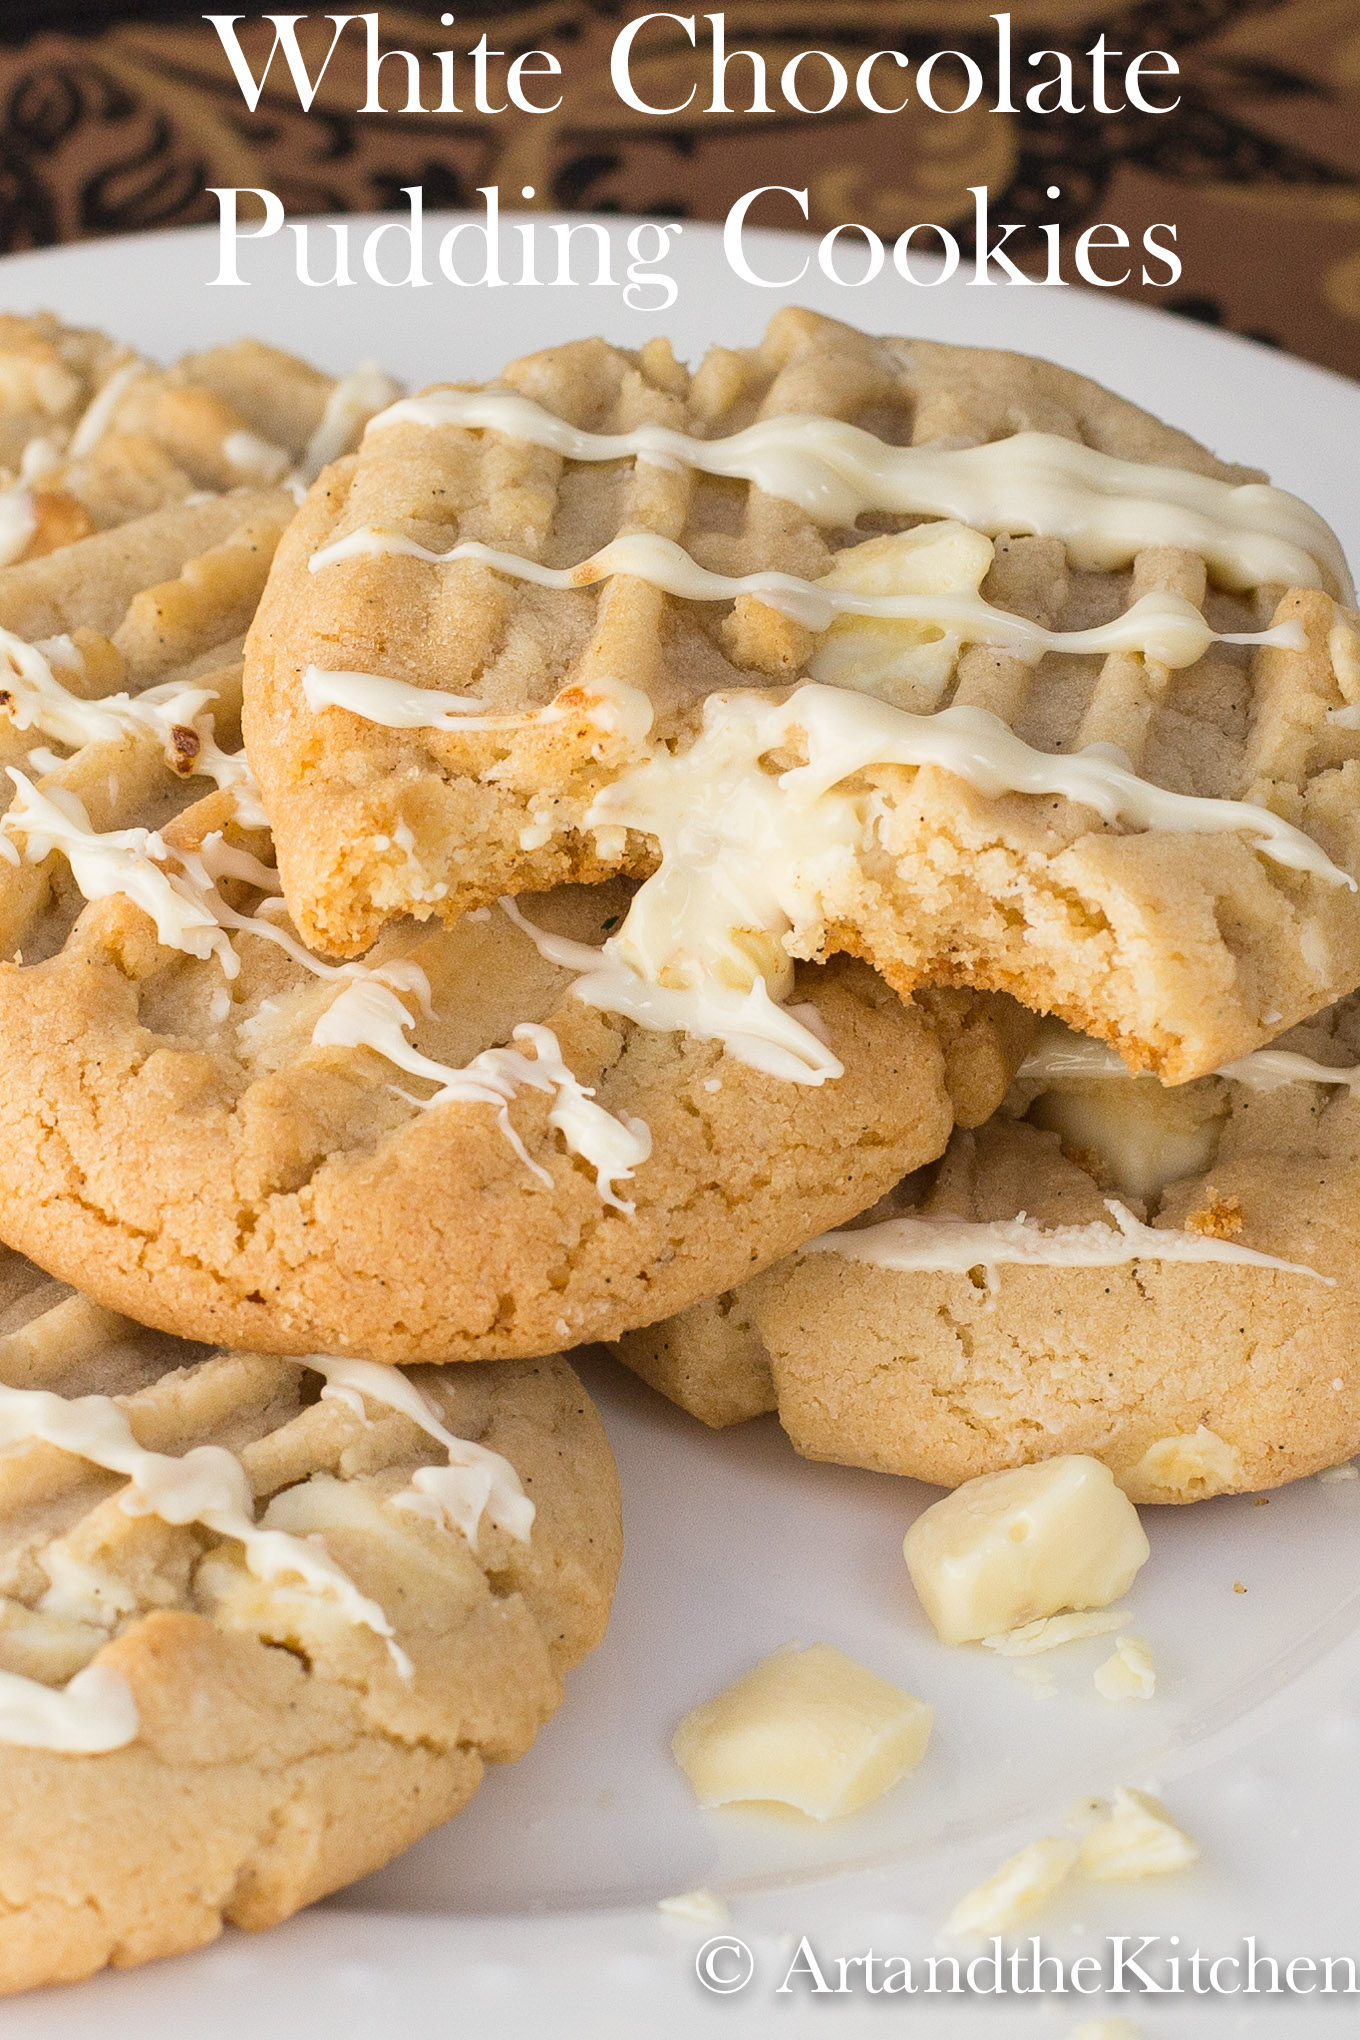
[0,314,398,557]
[0,1246,621,1994]
[246,306,1359,1081]
[615,995,1360,1499]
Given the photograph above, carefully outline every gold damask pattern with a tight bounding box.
[0,1,1356,377]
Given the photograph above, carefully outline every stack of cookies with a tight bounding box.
[0,318,623,1993]
[0,303,1356,1991]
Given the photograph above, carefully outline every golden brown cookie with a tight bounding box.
[0,313,396,558]
[616,1000,1360,1500]
[0,1244,620,1995]
[244,306,1358,1081]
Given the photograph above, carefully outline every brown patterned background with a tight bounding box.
[1,2,1357,379]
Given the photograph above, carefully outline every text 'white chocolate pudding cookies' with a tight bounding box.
[244,308,1358,1084]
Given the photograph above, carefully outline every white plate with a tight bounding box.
[2,219,1359,2039]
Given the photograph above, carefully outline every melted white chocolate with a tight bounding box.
[505,677,1351,1080]
[311,981,651,1208]
[302,659,1355,1082]
[500,897,844,1087]
[0,1660,139,1753]
[805,1200,1329,1288]
[308,524,1305,673]
[302,1355,533,1551]
[367,390,1352,598]
[0,1380,407,1679]
[1216,1048,1360,1094]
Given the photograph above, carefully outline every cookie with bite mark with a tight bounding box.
[245,306,1359,1082]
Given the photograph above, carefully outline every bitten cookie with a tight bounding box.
[244,306,1359,1080]
[616,1002,1360,1501]
[0,1243,620,1994]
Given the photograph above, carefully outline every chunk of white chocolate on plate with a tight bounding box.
[1079,1787,1199,1880]
[671,1641,932,1820]
[904,1455,1150,1645]
[1093,1634,1157,1701]
[941,1835,1080,1939]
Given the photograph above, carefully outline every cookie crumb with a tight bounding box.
[1185,1189,1243,1239]
[1233,1580,1247,1594]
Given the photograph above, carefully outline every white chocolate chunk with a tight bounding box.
[1094,1634,1157,1701]
[1120,1426,1243,1501]
[657,1888,731,1925]
[941,1836,1079,1939]
[1079,1787,1199,1880]
[1028,1071,1228,1200]
[0,485,36,568]
[808,525,996,709]
[904,1456,1150,1646]
[671,1642,932,1820]
[982,1609,1129,1656]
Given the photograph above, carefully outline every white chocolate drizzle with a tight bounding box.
[0,776,432,1013]
[0,1660,139,1754]
[67,359,146,462]
[367,389,1352,599]
[299,362,402,484]
[768,686,1352,886]
[806,1200,1331,1289]
[302,663,654,749]
[0,1378,410,1741]
[1018,1019,1360,1098]
[303,664,485,726]
[1,773,241,973]
[308,524,1306,672]
[0,625,267,824]
[311,981,651,1208]
[302,1355,534,1550]
[499,664,1351,1083]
